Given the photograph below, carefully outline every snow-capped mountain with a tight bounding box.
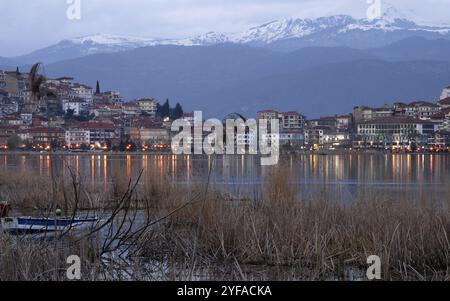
[6,12,450,65]
[67,13,450,49]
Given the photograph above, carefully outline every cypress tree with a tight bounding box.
[172,103,184,120]
[95,80,101,94]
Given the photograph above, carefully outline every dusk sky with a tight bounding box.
[1,0,450,56]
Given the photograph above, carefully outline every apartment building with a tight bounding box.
[62,99,89,116]
[94,91,122,105]
[353,106,395,124]
[279,111,306,131]
[65,129,90,146]
[19,127,65,145]
[137,98,157,118]
[401,101,441,119]
[69,84,94,103]
[356,116,439,146]
[69,122,118,145]
[438,97,450,109]
[256,110,279,121]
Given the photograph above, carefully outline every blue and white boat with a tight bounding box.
[0,216,98,236]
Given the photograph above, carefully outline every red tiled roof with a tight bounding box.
[0,125,19,130]
[406,101,439,108]
[22,127,65,134]
[361,116,436,125]
[135,118,162,129]
[122,102,139,108]
[73,122,115,130]
[439,97,450,105]
[281,111,301,116]
[430,108,450,120]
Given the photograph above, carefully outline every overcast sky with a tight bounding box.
[0,0,449,56]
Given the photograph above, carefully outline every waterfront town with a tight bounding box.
[1,66,450,153]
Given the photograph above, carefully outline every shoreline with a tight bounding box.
[0,150,449,156]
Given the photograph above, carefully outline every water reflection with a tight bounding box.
[1,153,449,200]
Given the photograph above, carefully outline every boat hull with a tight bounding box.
[1,217,98,236]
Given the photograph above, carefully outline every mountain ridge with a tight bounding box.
[42,41,450,117]
[5,13,450,64]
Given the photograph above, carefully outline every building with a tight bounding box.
[279,131,304,147]
[356,116,439,148]
[121,102,141,117]
[69,84,93,103]
[140,127,170,144]
[438,97,450,109]
[19,127,65,145]
[0,98,19,117]
[430,131,450,149]
[20,113,32,125]
[71,122,118,144]
[308,116,338,130]
[94,91,122,105]
[305,126,351,149]
[257,110,305,133]
[182,112,195,125]
[438,110,450,132]
[336,115,353,132]
[403,101,440,119]
[65,129,90,146]
[257,110,279,121]
[0,71,27,99]
[90,104,123,119]
[304,126,331,148]
[62,99,89,116]
[279,112,305,131]
[1,114,24,126]
[440,86,450,100]
[353,106,394,124]
[322,132,352,149]
[137,99,157,118]
[0,125,18,146]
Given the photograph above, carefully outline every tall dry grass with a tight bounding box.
[145,162,450,281]
[0,161,449,280]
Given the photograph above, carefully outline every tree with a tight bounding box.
[171,102,184,120]
[7,135,22,150]
[95,80,101,94]
[16,67,20,75]
[161,99,170,118]
[156,103,162,118]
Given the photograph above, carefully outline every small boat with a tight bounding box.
[1,216,98,236]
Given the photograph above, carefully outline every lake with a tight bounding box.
[1,152,449,201]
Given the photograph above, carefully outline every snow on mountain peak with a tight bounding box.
[68,34,155,46]
[61,13,450,53]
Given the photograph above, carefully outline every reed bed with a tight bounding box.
[0,161,449,281]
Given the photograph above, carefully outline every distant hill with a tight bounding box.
[369,36,450,61]
[203,60,450,117]
[3,13,450,65]
[42,42,450,118]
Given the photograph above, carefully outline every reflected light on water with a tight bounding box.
[0,153,449,201]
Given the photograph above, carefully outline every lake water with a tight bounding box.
[1,153,449,201]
